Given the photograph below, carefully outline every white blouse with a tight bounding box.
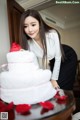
[28,30,61,80]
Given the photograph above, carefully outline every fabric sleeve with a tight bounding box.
[50,31,61,80]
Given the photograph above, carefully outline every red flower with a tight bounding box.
[56,99,67,104]
[0,100,14,112]
[0,100,7,112]
[54,91,68,101]
[10,42,22,52]
[6,102,14,111]
[15,104,31,113]
[54,91,60,99]
[57,95,68,101]
[41,108,49,114]
[39,101,54,110]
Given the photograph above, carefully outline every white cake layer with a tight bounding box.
[7,51,39,71]
[0,69,51,88]
[7,51,35,63]
[0,51,56,105]
[7,63,38,71]
[1,82,56,104]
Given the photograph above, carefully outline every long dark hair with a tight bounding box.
[19,9,65,68]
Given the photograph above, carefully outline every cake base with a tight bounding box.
[1,82,56,105]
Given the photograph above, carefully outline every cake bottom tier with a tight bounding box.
[1,82,56,105]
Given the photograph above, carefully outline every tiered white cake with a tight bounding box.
[0,51,57,105]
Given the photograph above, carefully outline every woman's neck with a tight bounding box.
[34,34,41,42]
[34,35,43,49]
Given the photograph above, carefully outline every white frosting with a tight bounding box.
[1,82,56,104]
[7,51,35,63]
[0,51,57,104]
[7,51,39,71]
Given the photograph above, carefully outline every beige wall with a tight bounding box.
[47,22,80,60]
[0,0,10,66]
[59,26,80,60]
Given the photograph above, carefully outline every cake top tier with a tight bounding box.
[8,42,34,63]
[7,51,35,63]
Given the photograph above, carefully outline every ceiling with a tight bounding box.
[15,0,80,29]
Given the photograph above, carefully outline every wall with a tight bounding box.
[60,26,80,60]
[47,22,80,60]
[0,0,10,66]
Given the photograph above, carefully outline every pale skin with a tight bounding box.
[24,16,60,89]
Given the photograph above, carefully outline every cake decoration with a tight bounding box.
[0,100,14,112]
[0,42,57,105]
[39,101,54,110]
[54,91,68,100]
[10,42,22,52]
[15,104,31,113]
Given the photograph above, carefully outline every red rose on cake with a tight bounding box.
[10,42,22,52]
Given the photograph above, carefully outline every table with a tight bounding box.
[6,90,75,120]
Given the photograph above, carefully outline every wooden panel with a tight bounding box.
[7,0,24,45]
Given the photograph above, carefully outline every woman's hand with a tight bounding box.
[51,80,60,89]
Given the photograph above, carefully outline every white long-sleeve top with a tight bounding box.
[28,30,61,80]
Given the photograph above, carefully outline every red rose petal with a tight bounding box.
[54,91,60,99]
[56,99,67,104]
[58,95,68,100]
[54,94,60,99]
[54,91,68,101]
[0,101,14,112]
[15,104,31,113]
[0,107,6,112]
[41,108,49,114]
[39,101,54,110]
[6,102,14,111]
[0,100,6,108]
[0,101,7,112]
[10,42,22,52]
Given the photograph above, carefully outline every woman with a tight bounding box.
[19,9,65,89]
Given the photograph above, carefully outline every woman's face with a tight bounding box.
[24,16,40,40]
